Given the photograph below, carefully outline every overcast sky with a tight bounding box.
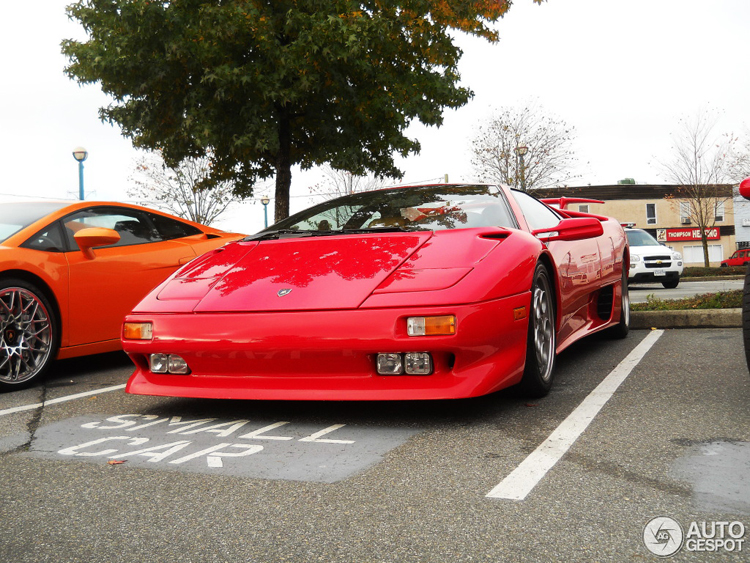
[1,0,748,233]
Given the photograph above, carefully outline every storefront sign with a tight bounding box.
[657,228,720,242]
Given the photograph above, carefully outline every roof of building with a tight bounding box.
[533,184,734,201]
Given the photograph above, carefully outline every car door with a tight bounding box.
[509,190,604,347]
[63,206,198,347]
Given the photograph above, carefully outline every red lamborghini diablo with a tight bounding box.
[122,184,629,400]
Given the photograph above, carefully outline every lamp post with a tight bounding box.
[72,147,88,200]
[514,145,528,192]
[261,196,270,228]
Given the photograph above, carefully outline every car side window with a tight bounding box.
[510,189,562,231]
[21,222,67,253]
[62,207,162,250]
[148,212,202,240]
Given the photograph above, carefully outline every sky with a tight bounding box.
[1,0,748,234]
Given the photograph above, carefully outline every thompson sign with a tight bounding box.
[657,228,720,242]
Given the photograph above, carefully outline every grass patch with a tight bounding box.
[630,290,742,311]
[683,266,745,277]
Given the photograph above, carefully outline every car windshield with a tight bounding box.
[626,229,662,247]
[252,185,516,240]
[0,201,71,243]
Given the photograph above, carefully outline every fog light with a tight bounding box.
[168,355,190,375]
[407,315,455,336]
[149,353,168,373]
[376,353,403,375]
[149,353,190,374]
[404,352,432,375]
[124,322,153,340]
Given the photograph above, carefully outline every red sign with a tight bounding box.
[662,228,720,242]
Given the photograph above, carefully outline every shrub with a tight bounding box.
[630,290,742,311]
[683,266,745,277]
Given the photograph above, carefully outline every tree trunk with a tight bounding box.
[274,107,292,222]
[702,233,710,267]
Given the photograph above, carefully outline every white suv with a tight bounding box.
[625,227,683,288]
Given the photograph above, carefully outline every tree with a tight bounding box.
[128,151,241,226]
[730,128,750,180]
[470,103,578,191]
[62,0,540,222]
[309,165,392,201]
[660,109,739,266]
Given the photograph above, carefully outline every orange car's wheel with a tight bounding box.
[520,263,556,397]
[0,279,58,391]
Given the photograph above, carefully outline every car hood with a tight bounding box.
[629,245,674,257]
[140,229,508,313]
[153,232,431,312]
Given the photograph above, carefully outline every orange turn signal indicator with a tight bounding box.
[123,322,153,340]
[407,315,456,336]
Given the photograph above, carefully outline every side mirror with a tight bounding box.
[533,217,604,242]
[740,177,750,200]
[74,227,120,259]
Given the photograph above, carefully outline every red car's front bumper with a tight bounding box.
[123,293,530,401]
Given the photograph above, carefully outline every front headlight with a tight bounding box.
[672,252,682,260]
[630,255,641,263]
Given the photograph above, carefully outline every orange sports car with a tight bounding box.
[0,200,243,390]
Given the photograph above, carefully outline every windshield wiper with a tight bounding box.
[242,229,314,241]
[341,227,408,234]
[308,226,419,235]
[244,226,422,241]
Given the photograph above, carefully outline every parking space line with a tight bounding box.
[486,329,664,501]
[0,384,126,417]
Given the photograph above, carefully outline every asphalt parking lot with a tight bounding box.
[0,327,748,562]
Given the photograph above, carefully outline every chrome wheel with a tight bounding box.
[608,258,630,339]
[531,273,555,383]
[621,276,630,327]
[0,286,54,385]
[521,264,557,397]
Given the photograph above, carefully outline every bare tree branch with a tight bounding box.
[128,151,242,226]
[309,165,393,201]
[659,108,739,266]
[470,103,579,191]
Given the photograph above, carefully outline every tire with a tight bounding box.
[743,264,750,371]
[662,278,679,289]
[0,279,58,391]
[520,263,556,397]
[608,260,630,339]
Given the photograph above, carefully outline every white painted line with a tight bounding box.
[0,384,126,417]
[486,329,664,501]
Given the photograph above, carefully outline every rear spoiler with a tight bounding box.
[540,197,609,221]
[540,197,605,210]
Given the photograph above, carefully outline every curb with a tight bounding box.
[630,308,742,329]
[680,276,744,282]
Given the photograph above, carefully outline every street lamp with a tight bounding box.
[72,147,88,200]
[514,145,528,192]
[261,196,271,228]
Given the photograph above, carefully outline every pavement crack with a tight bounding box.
[9,384,48,454]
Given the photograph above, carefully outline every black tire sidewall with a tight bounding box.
[742,264,750,371]
[608,258,630,339]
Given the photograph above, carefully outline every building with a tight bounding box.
[535,184,736,266]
